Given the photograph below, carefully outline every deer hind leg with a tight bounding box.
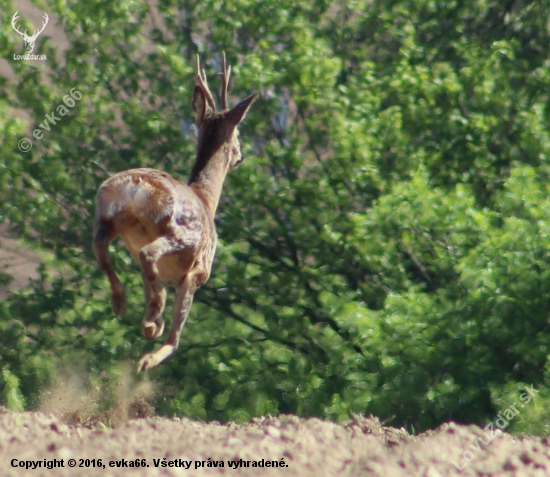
[93,219,126,315]
[138,235,194,341]
[137,265,207,372]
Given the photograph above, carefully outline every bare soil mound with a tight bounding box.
[1,410,549,476]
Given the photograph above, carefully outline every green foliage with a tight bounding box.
[1,367,27,412]
[1,0,550,434]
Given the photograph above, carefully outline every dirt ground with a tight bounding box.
[0,409,548,477]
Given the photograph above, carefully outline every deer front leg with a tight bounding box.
[137,269,203,372]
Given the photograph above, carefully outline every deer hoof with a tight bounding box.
[137,352,158,372]
[137,345,174,372]
[142,319,164,340]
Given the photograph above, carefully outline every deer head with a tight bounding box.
[190,53,257,180]
[11,11,49,54]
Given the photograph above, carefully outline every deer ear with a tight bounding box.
[225,93,257,129]
[193,85,208,124]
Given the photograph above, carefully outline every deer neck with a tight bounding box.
[188,147,228,215]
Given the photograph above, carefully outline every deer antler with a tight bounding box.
[11,11,48,40]
[11,11,28,38]
[220,52,232,110]
[195,55,216,111]
[29,13,49,41]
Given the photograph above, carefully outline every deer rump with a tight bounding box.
[95,168,208,286]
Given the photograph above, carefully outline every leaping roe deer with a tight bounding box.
[93,54,257,372]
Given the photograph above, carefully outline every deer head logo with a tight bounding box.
[11,11,49,54]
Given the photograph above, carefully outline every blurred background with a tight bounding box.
[1,0,550,435]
